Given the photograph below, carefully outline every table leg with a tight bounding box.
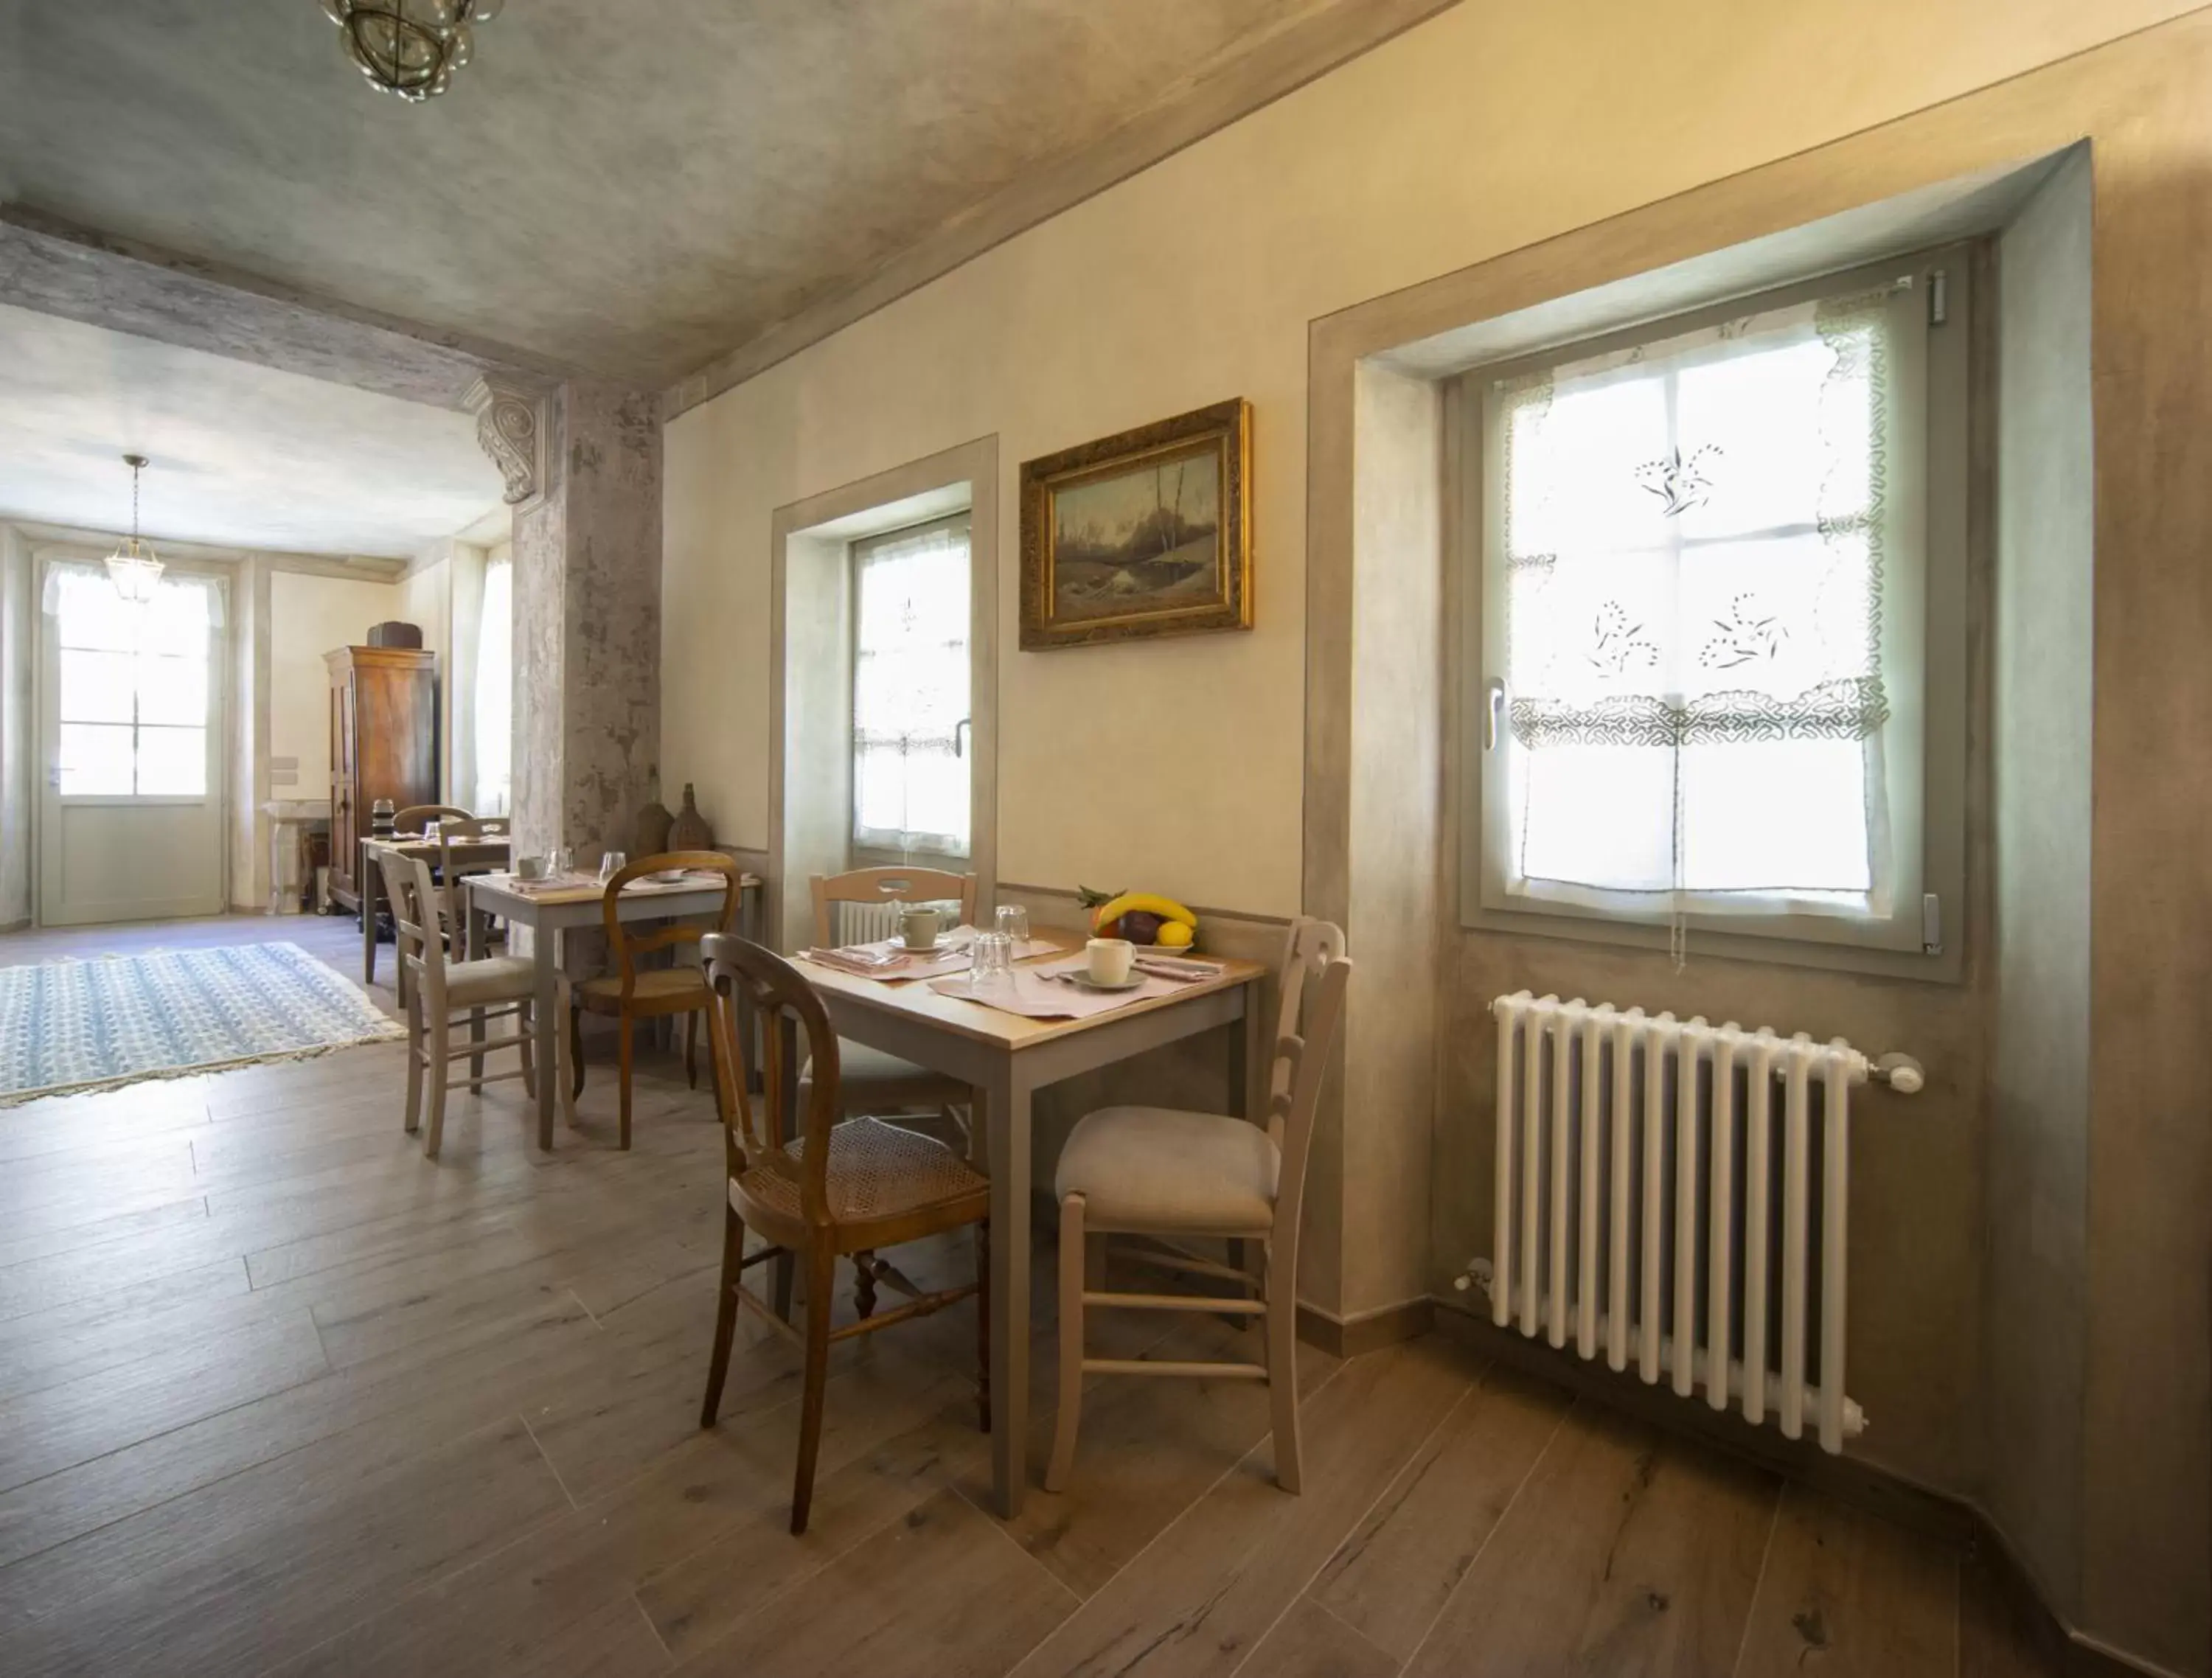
[981,1059,1034,1518]
[533,923,559,1149]
[465,895,487,1091]
[361,848,380,990]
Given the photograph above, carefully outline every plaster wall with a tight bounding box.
[268,569,403,807]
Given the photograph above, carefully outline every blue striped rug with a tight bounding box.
[0,942,403,1105]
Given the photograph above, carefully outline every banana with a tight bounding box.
[1090,892,1198,934]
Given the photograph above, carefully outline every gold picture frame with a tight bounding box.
[1018,398,1252,650]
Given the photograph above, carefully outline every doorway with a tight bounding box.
[36,557,226,925]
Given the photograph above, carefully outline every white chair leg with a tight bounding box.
[1265,1238,1301,1493]
[1045,1193,1087,1492]
[517,998,537,1100]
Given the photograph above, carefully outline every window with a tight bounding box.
[49,564,217,798]
[473,552,512,817]
[1464,249,1966,963]
[851,515,970,855]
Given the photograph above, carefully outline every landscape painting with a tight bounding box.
[1020,398,1252,649]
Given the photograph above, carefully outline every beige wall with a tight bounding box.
[268,570,401,804]
[664,0,2193,918]
[0,523,31,927]
[664,3,2212,1670]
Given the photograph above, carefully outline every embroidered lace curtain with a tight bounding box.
[473,554,513,817]
[852,519,970,854]
[1495,285,1902,913]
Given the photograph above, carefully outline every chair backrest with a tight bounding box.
[700,932,844,1225]
[393,804,473,835]
[1265,917,1352,1250]
[375,849,449,1014]
[599,852,746,1002]
[439,818,512,930]
[809,866,977,947]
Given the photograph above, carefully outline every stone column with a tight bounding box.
[470,375,661,866]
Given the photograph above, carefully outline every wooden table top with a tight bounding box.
[467,871,761,910]
[362,835,510,857]
[793,930,1265,1052]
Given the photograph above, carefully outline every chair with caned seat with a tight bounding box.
[377,849,547,1160]
[1045,916,1351,1495]
[696,932,990,1535]
[557,852,744,1149]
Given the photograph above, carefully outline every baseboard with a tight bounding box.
[1295,1295,1435,1359]
[1430,1301,2177,1678]
[0,918,28,934]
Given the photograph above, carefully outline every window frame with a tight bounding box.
[1455,243,1973,979]
[846,510,974,860]
[47,561,224,808]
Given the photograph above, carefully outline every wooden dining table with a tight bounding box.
[793,930,1270,1519]
[358,833,509,997]
[464,870,763,1148]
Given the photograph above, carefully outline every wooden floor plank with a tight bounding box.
[1401,1403,1778,1678]
[1733,1483,1957,1677]
[1236,1597,1401,1678]
[1308,1360,1570,1662]
[1007,1337,1475,1678]
[667,1485,1077,1678]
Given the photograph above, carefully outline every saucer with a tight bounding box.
[1065,971,1144,992]
[894,936,954,955]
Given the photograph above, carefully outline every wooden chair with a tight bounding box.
[439,816,512,952]
[393,803,474,835]
[377,849,545,1160]
[805,867,978,1121]
[1045,917,1352,1495]
[698,931,990,1535]
[557,852,743,1149]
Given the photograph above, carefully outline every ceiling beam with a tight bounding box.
[0,203,576,411]
[661,0,1462,419]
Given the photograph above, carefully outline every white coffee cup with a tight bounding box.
[1085,937,1134,985]
[899,907,942,950]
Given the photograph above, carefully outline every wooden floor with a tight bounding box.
[0,913,2062,1677]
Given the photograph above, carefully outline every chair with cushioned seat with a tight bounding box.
[378,849,546,1160]
[1045,916,1351,1495]
[697,932,990,1536]
[558,852,744,1149]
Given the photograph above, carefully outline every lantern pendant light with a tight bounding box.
[105,454,164,605]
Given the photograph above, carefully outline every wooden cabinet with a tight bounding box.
[325,646,439,911]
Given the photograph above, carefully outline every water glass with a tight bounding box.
[967,930,1015,995]
[598,849,627,885]
[552,846,574,877]
[993,904,1030,946]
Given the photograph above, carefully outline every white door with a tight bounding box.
[38,560,226,925]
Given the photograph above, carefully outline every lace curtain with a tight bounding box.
[1495,285,1903,914]
[473,554,513,817]
[852,519,970,854]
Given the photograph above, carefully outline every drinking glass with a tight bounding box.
[993,904,1030,946]
[967,930,1015,995]
[552,846,574,877]
[598,849,627,886]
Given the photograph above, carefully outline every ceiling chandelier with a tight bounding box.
[319,0,504,102]
[105,455,164,605]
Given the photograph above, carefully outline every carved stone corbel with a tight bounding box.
[463,373,549,505]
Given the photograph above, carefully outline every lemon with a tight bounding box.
[1155,920,1194,950]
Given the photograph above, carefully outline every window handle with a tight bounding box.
[954,718,971,759]
[1484,679,1508,751]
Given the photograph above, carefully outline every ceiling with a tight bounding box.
[0,0,1349,386]
[0,303,504,557]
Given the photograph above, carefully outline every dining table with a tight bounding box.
[358,832,509,998]
[464,868,763,1148]
[791,927,1270,1519]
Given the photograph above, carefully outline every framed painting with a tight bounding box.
[1018,398,1252,650]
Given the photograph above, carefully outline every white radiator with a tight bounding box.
[833,898,961,946]
[1482,991,1919,1453]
